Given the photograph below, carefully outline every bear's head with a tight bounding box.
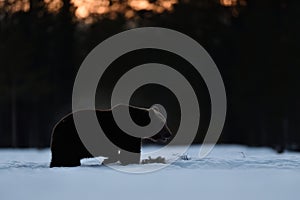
[113,104,172,144]
[146,106,172,144]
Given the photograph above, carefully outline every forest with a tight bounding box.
[0,0,299,151]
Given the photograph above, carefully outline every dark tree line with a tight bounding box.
[0,0,299,151]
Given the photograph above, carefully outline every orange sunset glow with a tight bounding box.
[0,0,178,18]
[220,0,237,7]
[44,0,63,13]
[0,0,247,22]
[0,0,30,13]
[71,0,178,20]
[220,0,247,6]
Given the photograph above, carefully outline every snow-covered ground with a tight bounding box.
[1,145,300,200]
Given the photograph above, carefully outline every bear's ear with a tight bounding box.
[148,106,167,124]
[150,105,160,113]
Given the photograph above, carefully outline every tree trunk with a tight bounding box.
[11,78,17,147]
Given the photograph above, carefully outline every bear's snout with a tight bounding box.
[161,129,172,140]
[148,125,172,144]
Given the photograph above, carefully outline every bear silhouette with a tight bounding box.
[50,104,172,167]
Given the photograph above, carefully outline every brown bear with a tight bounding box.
[50,104,172,167]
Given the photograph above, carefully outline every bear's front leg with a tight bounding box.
[102,149,120,165]
[102,156,119,165]
[119,150,141,165]
[50,152,81,167]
